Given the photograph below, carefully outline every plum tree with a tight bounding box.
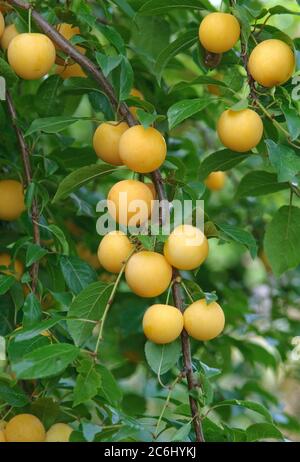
[0,179,25,221]
[7,33,56,79]
[119,125,167,173]
[1,0,298,446]
[143,304,184,344]
[125,251,172,297]
[205,171,227,191]
[184,299,225,341]
[93,121,129,165]
[0,253,23,280]
[45,423,73,442]
[248,39,295,88]
[107,179,153,226]
[1,24,18,50]
[217,109,263,152]
[5,414,46,442]
[97,231,133,273]
[199,12,240,53]
[164,225,209,270]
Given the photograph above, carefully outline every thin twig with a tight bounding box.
[154,373,182,439]
[94,248,135,354]
[6,90,40,293]
[240,39,257,102]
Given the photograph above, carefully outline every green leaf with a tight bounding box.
[266,140,300,183]
[0,381,30,407]
[74,358,102,406]
[22,293,42,328]
[264,206,300,276]
[0,275,15,295]
[25,116,78,136]
[52,163,118,202]
[60,256,97,295]
[268,5,300,17]
[171,422,191,441]
[96,24,126,54]
[230,99,248,111]
[171,75,228,93]
[50,147,96,170]
[67,281,113,346]
[199,361,221,378]
[136,235,156,251]
[8,336,50,363]
[132,16,170,64]
[232,5,251,42]
[46,225,69,255]
[212,399,273,423]
[26,243,48,266]
[12,343,80,379]
[136,109,159,128]
[95,53,122,78]
[217,223,257,258]
[119,57,134,100]
[168,97,214,130]
[14,316,63,342]
[30,398,60,429]
[236,170,289,198]
[36,75,63,117]
[199,150,249,180]
[246,423,283,442]
[155,29,198,82]
[0,56,18,86]
[281,104,300,141]
[96,364,122,406]
[145,340,181,375]
[138,0,212,16]
[110,0,135,18]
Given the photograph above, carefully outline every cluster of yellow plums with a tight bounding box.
[0,414,73,442]
[199,12,295,153]
[97,223,225,344]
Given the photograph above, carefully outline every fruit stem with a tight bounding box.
[94,249,135,355]
[28,5,32,33]
[5,90,40,293]
[154,374,182,439]
[180,280,194,304]
[256,100,300,148]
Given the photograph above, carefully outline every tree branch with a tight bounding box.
[172,272,205,442]
[8,0,204,441]
[6,90,40,293]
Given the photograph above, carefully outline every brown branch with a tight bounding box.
[6,90,40,293]
[172,272,205,442]
[8,0,204,442]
